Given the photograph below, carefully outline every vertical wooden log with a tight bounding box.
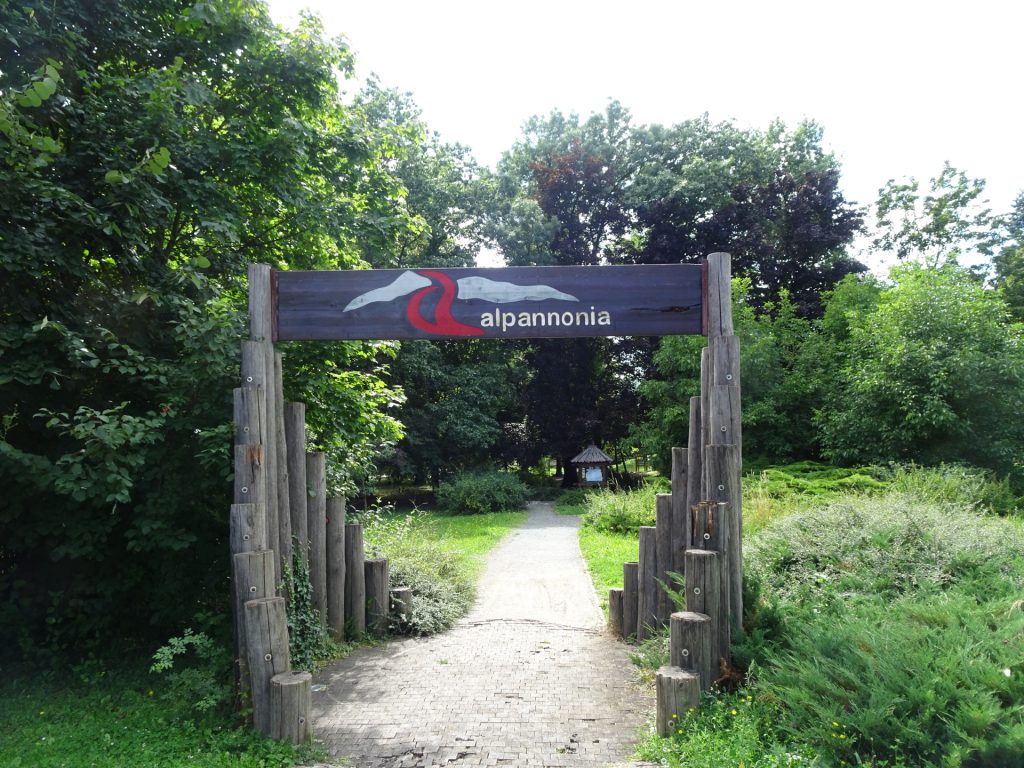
[670,447,688,575]
[261,345,281,589]
[305,452,327,621]
[688,499,729,643]
[637,526,659,640]
[655,494,674,622]
[284,403,308,565]
[656,666,701,736]
[270,671,312,745]
[364,558,390,635]
[232,550,276,704]
[708,384,742,450]
[706,252,733,338]
[248,263,273,342]
[233,386,267,451]
[685,548,728,666]
[234,444,266,508]
[244,596,290,737]
[685,396,702,550]
[705,445,742,634]
[230,503,268,555]
[344,523,366,639]
[670,611,714,691]
[240,341,267,390]
[273,352,292,585]
[711,335,741,388]
[622,562,639,642]
[325,496,346,641]
[700,347,711,499]
[608,588,624,637]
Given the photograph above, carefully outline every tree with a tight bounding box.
[487,104,640,478]
[622,117,865,315]
[872,162,998,267]
[0,0,414,653]
[991,191,1024,320]
[816,263,1024,481]
[388,340,523,486]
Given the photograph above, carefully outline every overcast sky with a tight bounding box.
[267,0,1022,266]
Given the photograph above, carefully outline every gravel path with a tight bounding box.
[310,501,652,767]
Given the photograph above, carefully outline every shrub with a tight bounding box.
[436,471,527,515]
[581,485,659,534]
[742,480,1024,766]
[359,507,476,636]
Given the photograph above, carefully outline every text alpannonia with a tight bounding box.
[479,307,612,332]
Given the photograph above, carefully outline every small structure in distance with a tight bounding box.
[571,445,613,488]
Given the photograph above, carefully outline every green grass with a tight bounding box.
[0,508,526,768]
[417,510,528,578]
[0,667,320,768]
[579,527,638,606]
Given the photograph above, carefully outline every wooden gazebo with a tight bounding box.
[571,444,613,488]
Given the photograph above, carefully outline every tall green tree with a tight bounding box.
[0,0,412,653]
[622,117,864,315]
[872,162,998,267]
[816,263,1024,480]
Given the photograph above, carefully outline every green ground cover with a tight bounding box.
[2,506,525,767]
[573,464,1024,767]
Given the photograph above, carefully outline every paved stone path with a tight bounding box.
[310,501,652,767]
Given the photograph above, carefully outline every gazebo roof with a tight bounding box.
[570,444,613,465]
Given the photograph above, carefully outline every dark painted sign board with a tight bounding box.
[273,264,706,341]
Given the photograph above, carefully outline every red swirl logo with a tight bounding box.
[406,270,485,337]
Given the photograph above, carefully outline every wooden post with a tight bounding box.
[608,588,624,637]
[248,264,274,343]
[325,496,346,641]
[708,384,741,450]
[344,523,366,639]
[705,445,742,633]
[273,352,292,584]
[685,548,728,666]
[284,403,308,565]
[690,501,729,561]
[244,596,290,737]
[670,447,688,575]
[706,252,733,338]
[670,611,714,691]
[234,444,266,508]
[262,349,281,588]
[637,526,659,640]
[232,550,276,704]
[364,558,389,635]
[622,561,639,642]
[685,396,702,550]
[656,666,700,737]
[270,671,312,745]
[230,503,267,555]
[699,348,711,499]
[655,493,674,622]
[305,452,327,621]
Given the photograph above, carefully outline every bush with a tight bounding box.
[358,507,476,636]
[436,471,528,515]
[741,478,1024,766]
[580,485,659,534]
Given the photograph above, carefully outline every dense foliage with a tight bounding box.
[435,470,528,515]
[0,0,414,656]
[591,467,1024,767]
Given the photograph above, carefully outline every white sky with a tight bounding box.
[266,0,1022,266]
